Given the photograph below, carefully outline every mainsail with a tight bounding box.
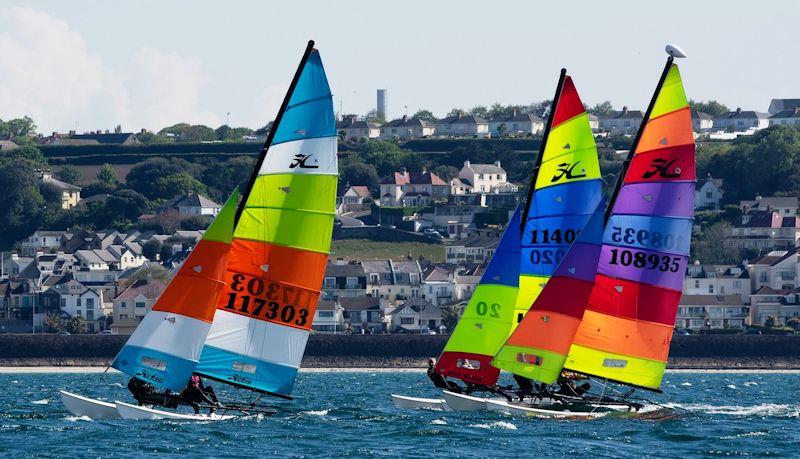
[492,71,604,384]
[516,71,603,320]
[564,58,695,390]
[195,41,337,398]
[112,190,239,391]
[434,208,522,385]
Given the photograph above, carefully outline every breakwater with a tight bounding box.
[0,334,798,368]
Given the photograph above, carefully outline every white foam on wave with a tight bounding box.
[31,399,49,405]
[725,384,737,389]
[743,381,758,387]
[304,409,330,416]
[680,382,692,386]
[721,431,768,440]
[469,421,517,430]
[667,403,800,417]
[65,415,93,422]
[431,419,447,425]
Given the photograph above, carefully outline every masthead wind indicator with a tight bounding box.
[665,44,687,58]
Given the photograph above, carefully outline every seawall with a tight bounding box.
[0,334,799,369]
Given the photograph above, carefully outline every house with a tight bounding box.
[454,264,484,301]
[598,107,644,135]
[587,113,599,131]
[106,244,147,270]
[684,263,750,303]
[340,296,384,333]
[49,279,107,332]
[68,131,141,145]
[727,212,799,251]
[418,203,485,237]
[339,186,372,213]
[446,230,501,263]
[378,168,448,207]
[38,171,81,209]
[488,112,544,137]
[676,294,747,330]
[388,298,444,333]
[713,108,769,132]
[453,160,517,195]
[336,116,380,141]
[2,253,33,277]
[111,279,168,334]
[768,98,800,115]
[422,265,456,306]
[362,260,423,306]
[20,231,67,256]
[435,114,489,138]
[740,196,798,217]
[691,109,714,132]
[379,116,435,140]
[748,286,800,326]
[322,260,367,299]
[694,175,724,211]
[748,249,800,293]
[769,108,800,127]
[312,299,345,333]
[162,193,222,216]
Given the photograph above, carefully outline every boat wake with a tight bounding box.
[303,409,330,417]
[666,403,800,418]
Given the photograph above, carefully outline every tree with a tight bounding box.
[127,157,201,199]
[153,173,208,200]
[764,315,777,328]
[692,222,741,264]
[5,145,46,166]
[58,165,83,185]
[180,215,212,230]
[66,315,86,334]
[441,303,464,332]
[689,100,730,118]
[365,109,385,124]
[43,314,64,333]
[159,244,174,262]
[446,108,465,118]
[105,189,150,222]
[0,157,45,249]
[412,110,437,122]
[158,123,216,142]
[3,116,36,138]
[431,165,459,182]
[142,239,162,261]
[129,263,171,283]
[39,182,62,205]
[786,317,800,331]
[97,163,118,185]
[201,156,254,201]
[588,101,614,116]
[341,162,379,189]
[469,105,489,119]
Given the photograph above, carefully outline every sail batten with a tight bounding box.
[564,60,695,390]
[195,43,337,397]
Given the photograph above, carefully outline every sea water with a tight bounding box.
[1,370,798,457]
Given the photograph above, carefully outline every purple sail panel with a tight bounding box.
[611,182,695,218]
[552,242,603,283]
[596,244,687,292]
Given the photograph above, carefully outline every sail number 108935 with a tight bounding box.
[223,273,311,327]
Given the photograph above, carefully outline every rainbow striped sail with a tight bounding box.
[516,72,603,321]
[195,42,337,397]
[492,71,603,383]
[112,190,239,391]
[564,59,695,390]
[435,208,522,385]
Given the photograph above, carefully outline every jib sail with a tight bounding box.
[195,41,337,398]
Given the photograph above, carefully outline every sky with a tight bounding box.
[1,0,798,133]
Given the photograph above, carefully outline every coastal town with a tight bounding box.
[2,95,800,337]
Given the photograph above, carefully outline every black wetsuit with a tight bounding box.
[427,366,462,393]
[127,377,183,408]
[513,374,535,400]
[556,378,591,397]
[181,376,220,413]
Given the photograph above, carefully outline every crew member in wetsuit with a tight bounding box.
[427,358,463,393]
[513,374,535,401]
[181,375,221,414]
[556,374,591,397]
[127,377,183,408]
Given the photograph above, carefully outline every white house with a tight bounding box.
[50,279,107,332]
[312,299,345,333]
[684,263,750,303]
[20,231,67,256]
[111,279,168,334]
[379,116,435,140]
[337,116,380,141]
[740,196,799,217]
[713,108,769,132]
[691,109,714,132]
[378,168,448,207]
[454,160,516,194]
[768,98,800,115]
[167,193,222,216]
[676,294,747,330]
[748,249,800,293]
[694,175,723,211]
[388,298,444,333]
[598,107,644,135]
[769,108,800,127]
[435,114,489,138]
[446,230,500,264]
[488,112,544,137]
[422,266,456,306]
[749,286,800,326]
[362,260,422,306]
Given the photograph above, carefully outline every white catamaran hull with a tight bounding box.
[484,398,607,419]
[391,394,450,411]
[115,401,234,421]
[60,390,121,420]
[441,391,505,412]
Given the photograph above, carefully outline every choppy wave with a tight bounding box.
[469,421,517,430]
[303,409,330,416]
[667,403,800,417]
[31,399,49,405]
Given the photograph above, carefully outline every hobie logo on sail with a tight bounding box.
[289,153,319,169]
[642,158,681,179]
[551,161,586,182]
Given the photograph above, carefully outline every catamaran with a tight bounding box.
[393,68,603,411]
[61,40,338,420]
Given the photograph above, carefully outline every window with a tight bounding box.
[86,298,94,308]
[323,277,336,289]
[60,298,66,308]
[77,298,81,307]
[135,302,146,308]
[734,280,741,288]
[706,191,713,199]
[708,285,714,293]
[86,310,94,320]
[694,280,700,288]
[346,277,358,288]
[319,311,333,318]
[401,317,415,325]
[121,301,127,308]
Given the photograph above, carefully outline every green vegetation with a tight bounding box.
[329,239,444,263]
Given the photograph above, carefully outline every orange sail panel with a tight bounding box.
[565,62,695,390]
[195,44,337,397]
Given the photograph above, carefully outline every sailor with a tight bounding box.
[556,372,591,397]
[127,377,182,408]
[513,374,535,401]
[426,358,463,393]
[181,375,221,414]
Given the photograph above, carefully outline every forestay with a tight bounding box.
[195,43,337,397]
[112,191,239,391]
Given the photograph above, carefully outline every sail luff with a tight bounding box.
[564,58,695,390]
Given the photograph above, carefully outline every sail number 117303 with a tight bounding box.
[223,273,312,327]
